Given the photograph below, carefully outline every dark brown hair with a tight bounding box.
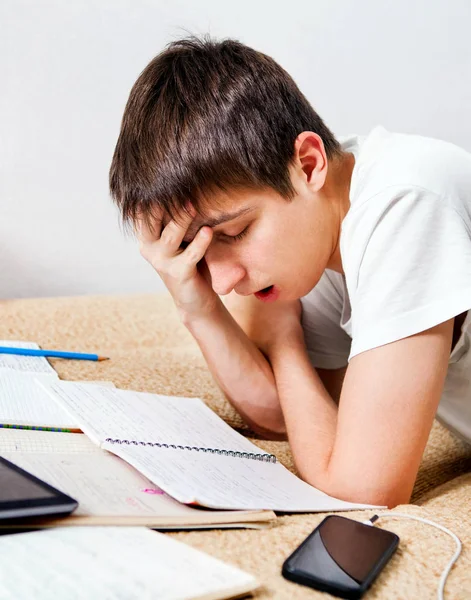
[109,36,341,224]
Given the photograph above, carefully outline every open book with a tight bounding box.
[0,526,259,600]
[39,380,379,513]
[0,429,274,530]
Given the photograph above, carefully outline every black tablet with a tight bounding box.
[0,456,78,521]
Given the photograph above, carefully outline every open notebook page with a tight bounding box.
[108,442,377,512]
[0,527,259,600]
[39,380,378,513]
[0,372,78,428]
[0,430,273,526]
[0,341,58,377]
[0,372,116,429]
[39,380,272,455]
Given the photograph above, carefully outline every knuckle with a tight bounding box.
[159,230,174,246]
[183,248,199,263]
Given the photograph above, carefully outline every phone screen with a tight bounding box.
[283,515,399,598]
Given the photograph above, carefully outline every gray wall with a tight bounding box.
[2,0,470,298]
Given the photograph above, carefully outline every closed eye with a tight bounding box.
[179,225,250,250]
[220,226,250,243]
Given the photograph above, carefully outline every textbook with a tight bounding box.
[39,379,379,513]
[0,526,260,600]
[0,429,274,530]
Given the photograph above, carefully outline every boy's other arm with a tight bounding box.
[184,298,287,439]
[268,316,454,507]
[223,291,347,403]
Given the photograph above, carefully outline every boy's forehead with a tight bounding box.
[162,206,255,230]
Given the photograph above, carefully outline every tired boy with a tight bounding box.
[109,37,471,508]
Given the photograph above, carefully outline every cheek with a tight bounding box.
[242,231,295,275]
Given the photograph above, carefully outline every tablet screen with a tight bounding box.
[0,460,55,502]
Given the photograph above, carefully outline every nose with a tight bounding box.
[204,251,246,296]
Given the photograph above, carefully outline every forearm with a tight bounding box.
[268,325,338,483]
[182,298,286,437]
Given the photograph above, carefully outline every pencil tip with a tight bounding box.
[97,356,110,361]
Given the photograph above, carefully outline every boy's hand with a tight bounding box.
[257,299,304,354]
[137,209,218,320]
[223,293,303,356]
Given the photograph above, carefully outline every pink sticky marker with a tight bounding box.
[141,488,165,495]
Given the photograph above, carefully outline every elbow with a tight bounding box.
[243,404,288,441]
[302,471,412,508]
[225,391,287,440]
[250,421,287,441]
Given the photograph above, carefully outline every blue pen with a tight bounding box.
[0,347,109,362]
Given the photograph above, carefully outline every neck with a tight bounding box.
[324,151,355,274]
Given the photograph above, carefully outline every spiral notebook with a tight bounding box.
[38,380,378,513]
[0,429,274,530]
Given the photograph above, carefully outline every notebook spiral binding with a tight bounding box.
[104,437,277,463]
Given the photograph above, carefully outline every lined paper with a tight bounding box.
[0,430,274,527]
[0,372,78,428]
[0,341,58,377]
[39,380,379,513]
[0,527,258,600]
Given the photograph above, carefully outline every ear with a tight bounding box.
[293,132,328,192]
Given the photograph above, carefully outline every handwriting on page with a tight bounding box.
[106,443,373,512]
[0,372,77,428]
[39,381,375,513]
[40,381,265,454]
[0,528,257,599]
[0,451,200,517]
[0,341,58,376]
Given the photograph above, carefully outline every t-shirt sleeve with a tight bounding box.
[347,187,471,359]
[301,270,352,369]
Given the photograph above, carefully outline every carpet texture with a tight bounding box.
[2,293,470,599]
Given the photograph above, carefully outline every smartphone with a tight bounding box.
[282,515,399,600]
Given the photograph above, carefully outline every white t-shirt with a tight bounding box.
[301,126,471,443]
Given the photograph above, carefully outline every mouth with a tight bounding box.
[254,285,280,303]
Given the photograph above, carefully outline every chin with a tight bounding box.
[297,278,322,299]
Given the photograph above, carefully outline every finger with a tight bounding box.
[159,210,197,256]
[178,227,213,269]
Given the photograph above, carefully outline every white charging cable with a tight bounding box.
[362,513,462,600]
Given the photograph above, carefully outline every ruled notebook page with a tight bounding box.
[0,371,77,428]
[0,527,258,600]
[108,443,376,512]
[39,380,268,455]
[38,380,378,513]
[0,430,271,523]
[0,374,116,429]
[0,430,212,518]
[0,341,58,377]
[0,429,100,454]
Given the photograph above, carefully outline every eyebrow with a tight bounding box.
[184,207,254,240]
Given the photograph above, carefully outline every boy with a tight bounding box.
[109,37,471,508]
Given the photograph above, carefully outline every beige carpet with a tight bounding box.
[2,293,471,599]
